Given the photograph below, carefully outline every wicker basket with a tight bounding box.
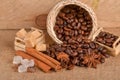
[47,0,98,44]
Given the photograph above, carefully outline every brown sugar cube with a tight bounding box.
[30,30,42,39]
[15,37,25,45]
[35,34,45,45]
[36,43,47,51]
[16,28,27,39]
[14,46,25,51]
[25,33,36,48]
[14,37,25,51]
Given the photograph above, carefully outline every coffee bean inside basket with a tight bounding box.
[54,5,93,43]
[95,31,119,48]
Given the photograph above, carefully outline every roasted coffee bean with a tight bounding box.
[67,24,73,29]
[87,21,92,24]
[99,32,106,37]
[71,22,77,26]
[81,26,87,31]
[86,24,92,28]
[69,30,74,36]
[64,31,69,36]
[106,34,112,39]
[81,30,85,35]
[74,25,80,30]
[56,19,63,25]
[89,42,96,49]
[70,52,78,57]
[58,34,62,39]
[58,12,65,18]
[106,39,112,43]
[67,64,74,70]
[96,38,103,42]
[103,53,110,58]
[62,8,70,13]
[57,28,63,33]
[75,18,78,23]
[78,30,82,34]
[82,43,89,49]
[64,27,71,31]
[97,46,104,51]
[65,36,70,40]
[71,57,79,64]
[77,62,85,67]
[65,49,72,54]
[74,30,78,36]
[84,39,91,43]
[85,16,91,20]
[71,45,77,49]
[100,58,105,63]
[77,48,83,54]
[66,13,75,19]
[67,19,74,23]
[78,18,84,22]
[82,21,87,25]
[54,25,59,31]
[63,21,67,25]
[77,37,82,43]
[87,27,92,32]
[77,22,81,27]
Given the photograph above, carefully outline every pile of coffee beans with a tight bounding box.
[95,31,118,47]
[45,5,111,69]
[54,5,93,43]
[46,39,110,68]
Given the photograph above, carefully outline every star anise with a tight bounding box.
[57,52,70,68]
[82,50,104,68]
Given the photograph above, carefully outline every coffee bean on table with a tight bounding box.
[100,58,105,63]
[89,42,96,49]
[46,39,110,69]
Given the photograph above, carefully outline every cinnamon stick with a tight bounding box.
[28,47,60,65]
[26,48,61,71]
[16,50,51,73]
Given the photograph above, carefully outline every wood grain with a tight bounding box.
[0,0,120,29]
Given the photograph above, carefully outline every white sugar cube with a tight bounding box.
[13,56,23,64]
[18,65,27,73]
[21,59,35,67]
[21,59,30,67]
[27,60,35,67]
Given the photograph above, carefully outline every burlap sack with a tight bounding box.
[47,0,98,44]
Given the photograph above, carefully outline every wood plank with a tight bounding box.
[0,0,92,29]
[0,0,120,29]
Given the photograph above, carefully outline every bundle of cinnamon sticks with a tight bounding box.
[16,48,61,73]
